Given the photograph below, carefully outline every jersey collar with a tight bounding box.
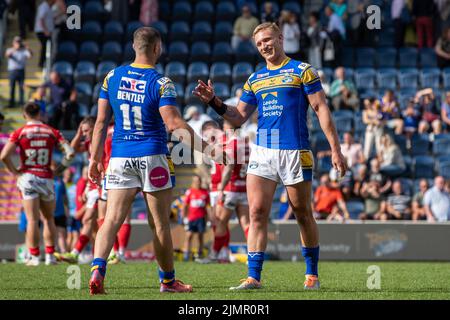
[26,120,43,125]
[267,57,291,70]
[130,63,155,69]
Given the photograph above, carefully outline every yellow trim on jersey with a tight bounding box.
[130,63,155,69]
[300,150,314,169]
[267,57,291,70]
[250,74,302,94]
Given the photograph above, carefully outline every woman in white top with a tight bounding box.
[282,11,301,60]
[378,133,406,177]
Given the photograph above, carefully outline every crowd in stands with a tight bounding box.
[1,0,450,222]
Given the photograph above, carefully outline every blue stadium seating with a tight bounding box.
[172,1,192,22]
[165,61,187,84]
[433,137,450,156]
[317,156,332,174]
[234,41,257,64]
[356,48,376,68]
[376,28,395,47]
[187,62,209,83]
[255,62,266,71]
[398,68,419,89]
[214,22,233,42]
[443,68,450,89]
[170,21,190,42]
[101,41,122,64]
[168,41,189,63]
[321,67,333,83]
[419,48,438,68]
[376,48,397,68]
[341,48,354,68]
[80,21,102,43]
[420,68,441,88]
[55,41,78,65]
[184,82,205,106]
[83,1,107,22]
[216,1,237,22]
[354,68,376,91]
[214,82,231,100]
[282,1,301,16]
[74,61,96,85]
[231,83,244,97]
[74,82,93,106]
[125,21,144,42]
[79,41,100,63]
[122,41,135,63]
[210,62,232,84]
[191,22,213,42]
[333,116,353,133]
[174,82,185,106]
[413,155,435,179]
[232,62,254,83]
[103,21,124,43]
[194,1,214,22]
[150,21,168,41]
[332,110,354,118]
[190,42,211,62]
[155,63,164,75]
[212,42,233,63]
[346,200,365,219]
[96,61,116,83]
[398,48,418,68]
[377,68,397,91]
[52,61,74,83]
[398,178,414,196]
[438,161,450,178]
[92,83,102,104]
[393,134,408,154]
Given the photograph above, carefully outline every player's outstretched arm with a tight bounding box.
[308,90,347,177]
[0,141,21,176]
[192,80,256,127]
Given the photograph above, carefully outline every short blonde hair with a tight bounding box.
[253,22,281,38]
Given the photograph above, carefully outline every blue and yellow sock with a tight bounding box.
[91,258,107,277]
[247,252,264,282]
[159,269,175,285]
[302,246,319,276]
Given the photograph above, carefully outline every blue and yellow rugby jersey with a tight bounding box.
[99,63,177,157]
[240,58,322,150]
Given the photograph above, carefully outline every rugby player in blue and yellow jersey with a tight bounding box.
[194,22,347,290]
[87,27,213,294]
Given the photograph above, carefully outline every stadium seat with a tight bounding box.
[375,28,395,47]
[159,1,170,20]
[346,200,365,219]
[194,1,214,22]
[155,63,164,75]
[214,22,233,42]
[420,68,441,88]
[165,62,187,84]
[150,21,168,41]
[332,110,354,118]
[216,1,237,22]
[170,21,191,43]
[191,22,213,42]
[122,41,135,63]
[101,41,122,64]
[173,82,185,106]
[168,42,189,63]
[317,156,332,174]
[433,137,450,156]
[255,62,266,71]
[125,21,144,42]
[356,48,376,68]
[231,83,244,97]
[377,68,397,91]
[398,68,419,89]
[187,62,209,83]
[398,48,418,68]
[75,82,93,107]
[438,161,450,179]
[74,61,96,86]
[214,82,231,100]
[393,134,408,155]
[376,48,397,68]
[234,41,257,64]
[52,61,74,83]
[80,21,102,43]
[96,61,117,83]
[172,1,192,22]
[185,82,205,106]
[354,68,376,90]
[341,48,354,68]
[79,41,100,63]
[413,155,435,179]
[333,116,353,133]
[212,42,233,63]
[419,48,438,68]
[443,68,450,89]
[55,41,78,65]
[398,178,414,196]
[190,42,211,62]
[232,62,253,83]
[103,21,124,43]
[210,62,232,84]
[83,1,107,22]
[282,1,301,16]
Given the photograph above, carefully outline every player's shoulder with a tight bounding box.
[247,66,268,83]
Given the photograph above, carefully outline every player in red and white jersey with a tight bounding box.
[0,103,74,266]
[59,117,100,263]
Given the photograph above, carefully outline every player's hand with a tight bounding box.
[192,79,215,103]
[331,150,348,178]
[88,159,104,186]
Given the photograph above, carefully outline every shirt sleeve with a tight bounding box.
[301,65,323,95]
[239,79,257,106]
[157,77,177,107]
[53,128,66,145]
[8,129,20,144]
[423,191,431,206]
[184,190,191,205]
[99,69,115,101]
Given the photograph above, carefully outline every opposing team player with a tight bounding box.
[87,27,214,294]
[194,22,347,290]
[0,102,74,266]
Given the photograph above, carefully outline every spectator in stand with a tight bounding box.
[402,99,420,138]
[412,0,435,48]
[306,11,323,69]
[260,1,278,23]
[380,180,412,220]
[363,97,385,159]
[52,0,67,32]
[415,88,442,135]
[435,27,450,68]
[341,131,365,173]
[369,158,392,195]
[42,71,73,115]
[380,90,403,135]
[5,36,32,108]
[353,163,368,197]
[391,0,406,48]
[347,0,372,47]
[281,11,301,60]
[330,67,359,111]
[325,5,345,67]
[17,0,36,39]
[51,89,82,130]
[31,86,48,122]
[34,0,55,68]
[412,179,429,221]
[224,88,242,107]
[140,0,159,26]
[424,176,450,222]
[359,179,385,220]
[330,0,348,19]
[440,91,450,131]
[0,0,7,21]
[378,133,406,178]
[231,4,259,50]
[313,172,350,221]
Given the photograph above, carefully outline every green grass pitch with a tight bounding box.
[1,261,449,300]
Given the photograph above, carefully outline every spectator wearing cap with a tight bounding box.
[381,180,412,220]
[424,176,450,222]
[412,179,429,221]
[5,36,32,108]
[231,4,259,50]
[330,67,359,111]
[312,172,350,221]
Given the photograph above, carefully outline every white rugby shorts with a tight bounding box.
[17,173,55,201]
[223,191,248,210]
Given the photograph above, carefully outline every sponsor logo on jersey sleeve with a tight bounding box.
[160,82,177,98]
